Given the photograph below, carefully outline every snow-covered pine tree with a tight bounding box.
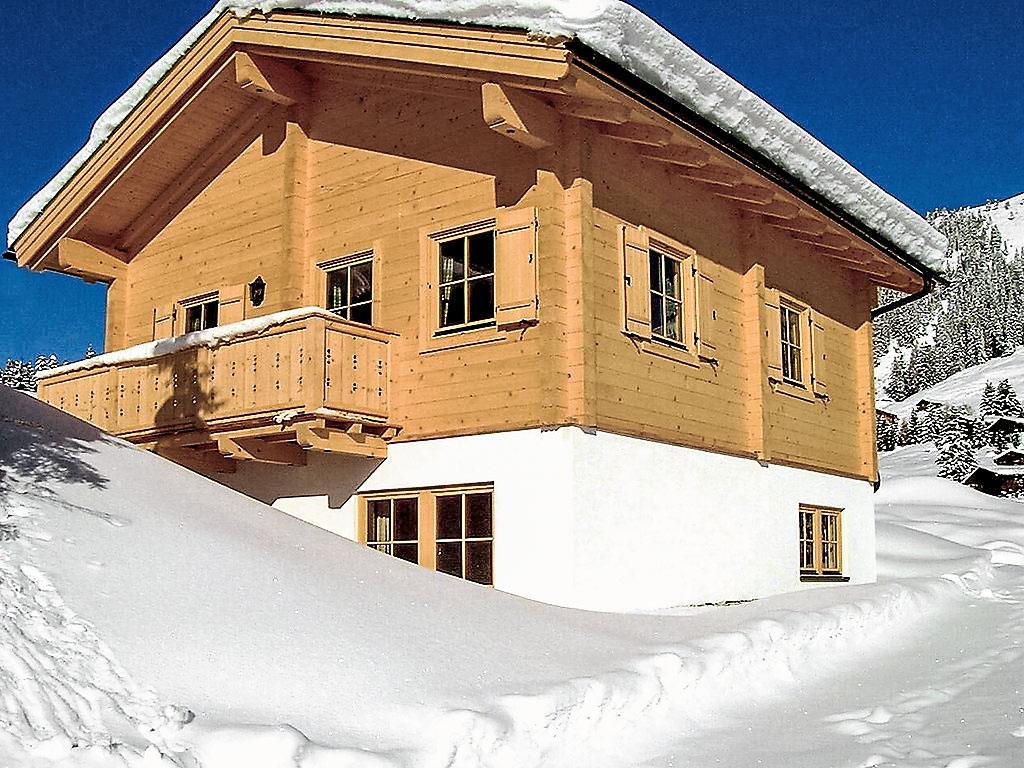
[936,434,977,481]
[979,380,999,420]
[994,379,1024,418]
[876,414,897,452]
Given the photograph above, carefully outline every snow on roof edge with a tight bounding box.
[8,0,947,276]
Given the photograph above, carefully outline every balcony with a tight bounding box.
[37,308,399,472]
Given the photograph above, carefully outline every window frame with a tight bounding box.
[799,504,846,581]
[359,484,495,586]
[318,249,376,326]
[779,298,808,387]
[178,291,220,335]
[621,224,716,368]
[434,225,497,335]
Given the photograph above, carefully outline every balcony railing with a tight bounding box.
[37,308,398,467]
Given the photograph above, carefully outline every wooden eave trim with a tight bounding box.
[564,40,936,291]
[13,9,571,270]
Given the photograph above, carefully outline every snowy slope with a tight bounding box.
[937,191,1024,256]
[6,0,945,274]
[3,385,1024,767]
[882,345,1024,419]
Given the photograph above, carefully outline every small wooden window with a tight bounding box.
[182,297,219,333]
[799,505,843,577]
[438,231,495,331]
[366,496,419,564]
[649,248,686,344]
[360,485,493,585]
[326,258,373,325]
[780,301,804,385]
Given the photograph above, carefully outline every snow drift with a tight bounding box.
[2,385,1024,766]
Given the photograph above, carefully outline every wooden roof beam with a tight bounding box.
[713,184,776,205]
[295,422,388,458]
[599,121,673,146]
[216,435,308,465]
[747,199,801,220]
[790,232,855,251]
[558,96,631,124]
[53,237,127,283]
[638,144,710,167]
[234,51,311,105]
[768,216,828,236]
[676,164,744,186]
[481,82,558,149]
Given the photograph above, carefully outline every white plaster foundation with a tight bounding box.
[224,427,875,610]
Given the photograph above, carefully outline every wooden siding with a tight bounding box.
[21,16,888,482]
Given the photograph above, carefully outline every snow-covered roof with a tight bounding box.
[8,0,947,276]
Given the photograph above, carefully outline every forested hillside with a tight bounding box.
[875,192,1024,401]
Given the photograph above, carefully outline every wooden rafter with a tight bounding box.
[599,122,673,146]
[481,82,558,149]
[637,144,710,167]
[216,435,308,465]
[53,237,127,283]
[233,51,310,105]
[295,421,387,458]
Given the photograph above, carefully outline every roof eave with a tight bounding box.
[565,39,944,288]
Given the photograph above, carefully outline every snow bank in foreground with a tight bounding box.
[7,0,946,275]
[2,385,1023,766]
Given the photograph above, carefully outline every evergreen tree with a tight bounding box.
[936,437,977,481]
[979,380,999,420]
[876,414,897,452]
[994,379,1024,418]
[896,417,913,446]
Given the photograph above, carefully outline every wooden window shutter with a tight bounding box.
[692,255,717,361]
[494,206,539,329]
[764,288,783,377]
[622,224,651,338]
[219,284,246,325]
[809,310,828,397]
[153,304,173,340]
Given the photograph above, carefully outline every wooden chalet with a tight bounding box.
[7,3,946,609]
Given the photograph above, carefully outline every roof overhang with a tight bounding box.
[9,5,942,294]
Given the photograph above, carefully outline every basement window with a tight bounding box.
[799,505,845,580]
[360,485,494,585]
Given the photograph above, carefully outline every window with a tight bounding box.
[764,289,826,400]
[649,248,686,343]
[435,491,493,585]
[326,257,373,325]
[780,300,804,385]
[181,295,219,333]
[366,496,418,563]
[621,224,717,364]
[438,231,495,330]
[799,505,842,578]
[360,485,494,585]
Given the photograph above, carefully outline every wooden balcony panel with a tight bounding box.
[37,310,397,461]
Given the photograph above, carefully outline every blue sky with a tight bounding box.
[1,0,1021,363]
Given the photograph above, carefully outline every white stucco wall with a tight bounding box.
[222,427,875,610]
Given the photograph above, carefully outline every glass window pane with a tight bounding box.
[327,271,348,311]
[649,251,663,292]
[465,493,492,537]
[370,542,390,555]
[651,294,664,337]
[467,277,494,323]
[350,262,372,304]
[436,495,463,539]
[204,301,218,329]
[439,284,465,328]
[185,305,202,333]
[664,298,682,341]
[466,540,493,585]
[664,257,681,299]
[393,498,418,541]
[369,501,391,544]
[440,239,464,282]
[436,541,462,577]
[349,302,372,325]
[467,232,494,277]
[393,543,419,564]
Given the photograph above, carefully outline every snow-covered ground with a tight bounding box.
[2,384,1024,767]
